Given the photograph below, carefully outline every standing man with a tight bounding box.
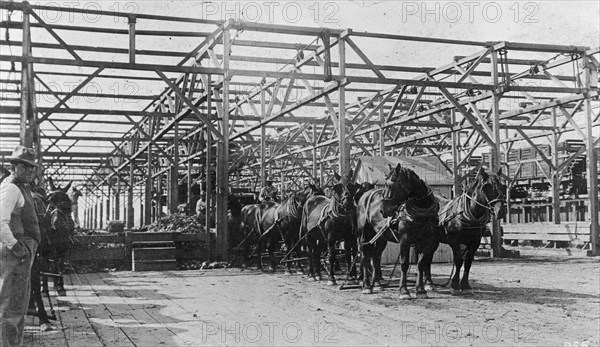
[69,186,82,229]
[258,178,279,203]
[0,146,41,346]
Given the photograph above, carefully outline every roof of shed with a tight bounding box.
[352,156,453,186]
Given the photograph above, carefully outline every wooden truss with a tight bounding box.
[1,1,598,258]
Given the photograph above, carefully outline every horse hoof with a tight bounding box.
[40,323,53,332]
[462,289,473,295]
[424,284,435,292]
[284,271,293,276]
[362,288,373,295]
[399,293,413,300]
[315,276,322,281]
[450,288,461,296]
[327,280,337,286]
[416,292,429,299]
[307,277,316,282]
[295,271,304,275]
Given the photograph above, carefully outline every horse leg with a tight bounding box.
[255,236,265,271]
[306,238,316,281]
[415,243,432,299]
[283,230,295,276]
[450,243,464,295]
[326,234,337,286]
[295,245,305,275]
[344,236,357,282]
[460,240,480,294]
[373,240,386,291]
[424,240,440,291]
[314,241,322,281]
[359,245,373,294]
[53,247,67,296]
[398,236,412,300]
[30,255,53,330]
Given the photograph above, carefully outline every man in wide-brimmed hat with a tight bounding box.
[258,177,279,203]
[1,145,41,346]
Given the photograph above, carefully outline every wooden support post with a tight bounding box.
[260,88,266,185]
[583,54,599,255]
[205,75,213,259]
[94,201,98,229]
[128,15,136,64]
[312,126,318,182]
[157,173,163,220]
[216,26,231,261]
[187,159,192,215]
[99,195,104,230]
[140,185,145,227]
[106,185,112,224]
[19,2,35,147]
[379,94,385,156]
[115,174,121,220]
[319,162,324,187]
[338,34,349,177]
[127,141,134,228]
[145,139,152,226]
[451,110,462,198]
[551,107,561,224]
[170,121,179,214]
[490,50,504,257]
[206,129,212,234]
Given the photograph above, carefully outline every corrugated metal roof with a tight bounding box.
[352,156,453,186]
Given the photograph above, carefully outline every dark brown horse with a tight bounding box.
[41,178,75,296]
[299,172,360,285]
[238,184,322,272]
[356,164,439,298]
[28,186,54,331]
[425,167,506,294]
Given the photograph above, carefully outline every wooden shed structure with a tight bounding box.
[352,155,453,197]
[1,1,598,260]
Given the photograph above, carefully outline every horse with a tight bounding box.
[27,186,55,331]
[356,164,439,298]
[227,193,244,264]
[40,178,75,296]
[235,184,322,272]
[425,167,506,295]
[299,171,360,285]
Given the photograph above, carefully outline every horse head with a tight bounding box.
[46,178,75,233]
[353,181,375,204]
[332,170,356,214]
[471,167,507,220]
[303,183,324,201]
[227,194,243,219]
[383,164,423,203]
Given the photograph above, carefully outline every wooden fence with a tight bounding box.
[507,198,595,223]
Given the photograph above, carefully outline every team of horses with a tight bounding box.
[233,164,507,299]
[9,164,505,335]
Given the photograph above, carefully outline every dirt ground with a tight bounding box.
[24,257,599,347]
